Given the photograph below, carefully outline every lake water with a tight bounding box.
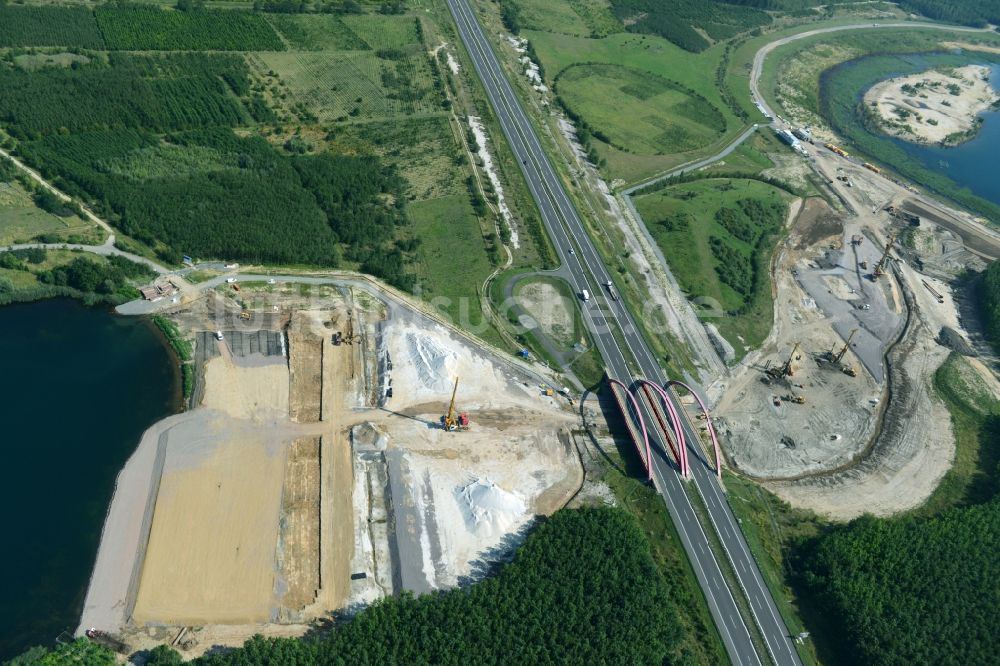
[891,63,1000,207]
[0,299,179,659]
[822,53,1000,215]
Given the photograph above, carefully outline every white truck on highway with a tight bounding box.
[580,289,590,302]
[604,280,617,300]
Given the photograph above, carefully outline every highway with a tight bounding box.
[447,0,801,664]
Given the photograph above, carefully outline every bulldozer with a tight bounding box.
[239,310,252,321]
[785,393,806,405]
[441,377,470,432]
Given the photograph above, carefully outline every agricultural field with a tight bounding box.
[0,2,536,341]
[633,178,790,349]
[0,4,285,51]
[339,14,422,51]
[555,63,726,155]
[95,5,285,51]
[0,53,266,138]
[264,14,369,51]
[0,5,104,48]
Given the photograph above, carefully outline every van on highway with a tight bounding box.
[580,289,590,302]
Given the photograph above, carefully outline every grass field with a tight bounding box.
[0,182,97,245]
[525,28,745,182]
[259,50,440,120]
[920,353,1000,515]
[512,274,604,386]
[409,194,496,335]
[265,14,369,51]
[556,63,726,155]
[514,276,579,348]
[633,177,789,350]
[339,14,421,51]
[511,0,591,37]
[332,116,463,201]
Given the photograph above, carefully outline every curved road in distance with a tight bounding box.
[751,20,1000,261]
[750,21,993,119]
[447,1,802,664]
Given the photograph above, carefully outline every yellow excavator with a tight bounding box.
[441,377,470,431]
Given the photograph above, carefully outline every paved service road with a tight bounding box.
[447,1,801,664]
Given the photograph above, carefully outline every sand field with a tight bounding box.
[133,427,289,625]
[200,354,289,422]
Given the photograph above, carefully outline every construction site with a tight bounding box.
[79,280,581,657]
[713,137,1000,519]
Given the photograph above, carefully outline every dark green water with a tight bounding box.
[0,299,179,660]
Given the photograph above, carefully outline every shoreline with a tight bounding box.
[864,64,1000,147]
[819,54,1000,225]
[76,413,190,635]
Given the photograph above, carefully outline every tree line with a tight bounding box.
[794,497,1000,665]
[9,508,687,665]
[0,53,268,140]
[982,261,1000,351]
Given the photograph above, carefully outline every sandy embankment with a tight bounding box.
[864,65,999,145]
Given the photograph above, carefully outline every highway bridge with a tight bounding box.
[447,1,802,663]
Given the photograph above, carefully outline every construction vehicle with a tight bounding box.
[842,365,858,377]
[239,311,251,321]
[824,142,849,157]
[781,342,801,377]
[872,233,896,279]
[862,162,881,174]
[859,260,868,270]
[542,387,554,397]
[85,629,129,655]
[785,394,806,405]
[441,377,470,431]
[766,342,801,379]
[832,328,858,364]
[338,314,358,345]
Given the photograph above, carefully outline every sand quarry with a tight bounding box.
[79,282,579,656]
[713,136,999,520]
[864,64,999,145]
